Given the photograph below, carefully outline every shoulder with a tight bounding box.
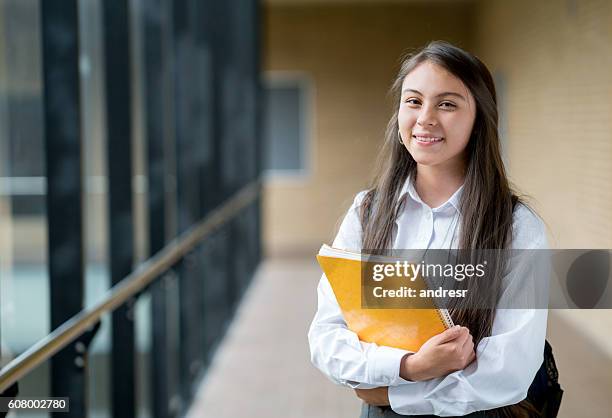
[353,189,369,208]
[511,202,549,249]
[344,189,370,216]
[331,189,370,251]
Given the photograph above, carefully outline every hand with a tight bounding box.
[400,325,475,381]
[354,387,390,406]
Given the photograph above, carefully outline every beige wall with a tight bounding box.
[473,0,612,249]
[263,2,474,255]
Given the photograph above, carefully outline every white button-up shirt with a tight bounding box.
[308,176,549,416]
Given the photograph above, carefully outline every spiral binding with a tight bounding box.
[436,308,455,328]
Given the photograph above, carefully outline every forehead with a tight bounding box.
[401,61,471,98]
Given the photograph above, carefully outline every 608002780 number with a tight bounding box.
[0,397,69,412]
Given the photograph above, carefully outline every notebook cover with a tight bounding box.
[317,248,451,352]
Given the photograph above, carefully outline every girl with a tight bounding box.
[308,41,558,417]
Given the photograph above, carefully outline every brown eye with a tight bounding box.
[440,102,456,109]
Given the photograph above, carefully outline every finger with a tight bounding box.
[434,325,463,344]
[453,328,471,347]
[441,327,469,349]
[466,348,476,365]
[460,332,473,354]
[461,338,476,363]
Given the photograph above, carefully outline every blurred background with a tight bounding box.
[0,0,611,417]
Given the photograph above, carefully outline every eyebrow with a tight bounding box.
[401,88,467,101]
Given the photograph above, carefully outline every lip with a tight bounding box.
[412,134,444,146]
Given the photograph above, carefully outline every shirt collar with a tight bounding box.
[397,173,464,214]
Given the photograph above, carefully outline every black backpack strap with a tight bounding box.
[527,340,563,417]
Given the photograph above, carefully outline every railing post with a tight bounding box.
[143,0,173,416]
[102,1,135,417]
[171,0,206,406]
[40,0,86,417]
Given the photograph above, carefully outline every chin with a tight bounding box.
[412,158,442,167]
[408,151,443,166]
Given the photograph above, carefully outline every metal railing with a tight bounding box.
[0,180,261,393]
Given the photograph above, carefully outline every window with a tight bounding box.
[263,73,312,179]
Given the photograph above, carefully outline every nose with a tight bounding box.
[416,105,438,127]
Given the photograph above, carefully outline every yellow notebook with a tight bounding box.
[316,244,454,352]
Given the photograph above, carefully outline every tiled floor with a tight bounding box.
[187,256,361,418]
[187,257,612,418]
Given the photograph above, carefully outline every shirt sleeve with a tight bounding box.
[388,204,550,416]
[307,190,411,389]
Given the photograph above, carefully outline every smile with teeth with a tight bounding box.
[413,135,444,143]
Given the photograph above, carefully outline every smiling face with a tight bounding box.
[398,61,477,170]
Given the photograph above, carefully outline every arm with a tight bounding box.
[308,191,411,389]
[354,326,476,406]
[308,272,412,388]
[388,308,547,416]
[309,274,480,391]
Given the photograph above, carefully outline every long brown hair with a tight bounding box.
[359,41,520,347]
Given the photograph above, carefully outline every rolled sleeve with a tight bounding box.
[369,345,412,386]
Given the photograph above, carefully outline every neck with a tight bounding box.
[415,162,465,209]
